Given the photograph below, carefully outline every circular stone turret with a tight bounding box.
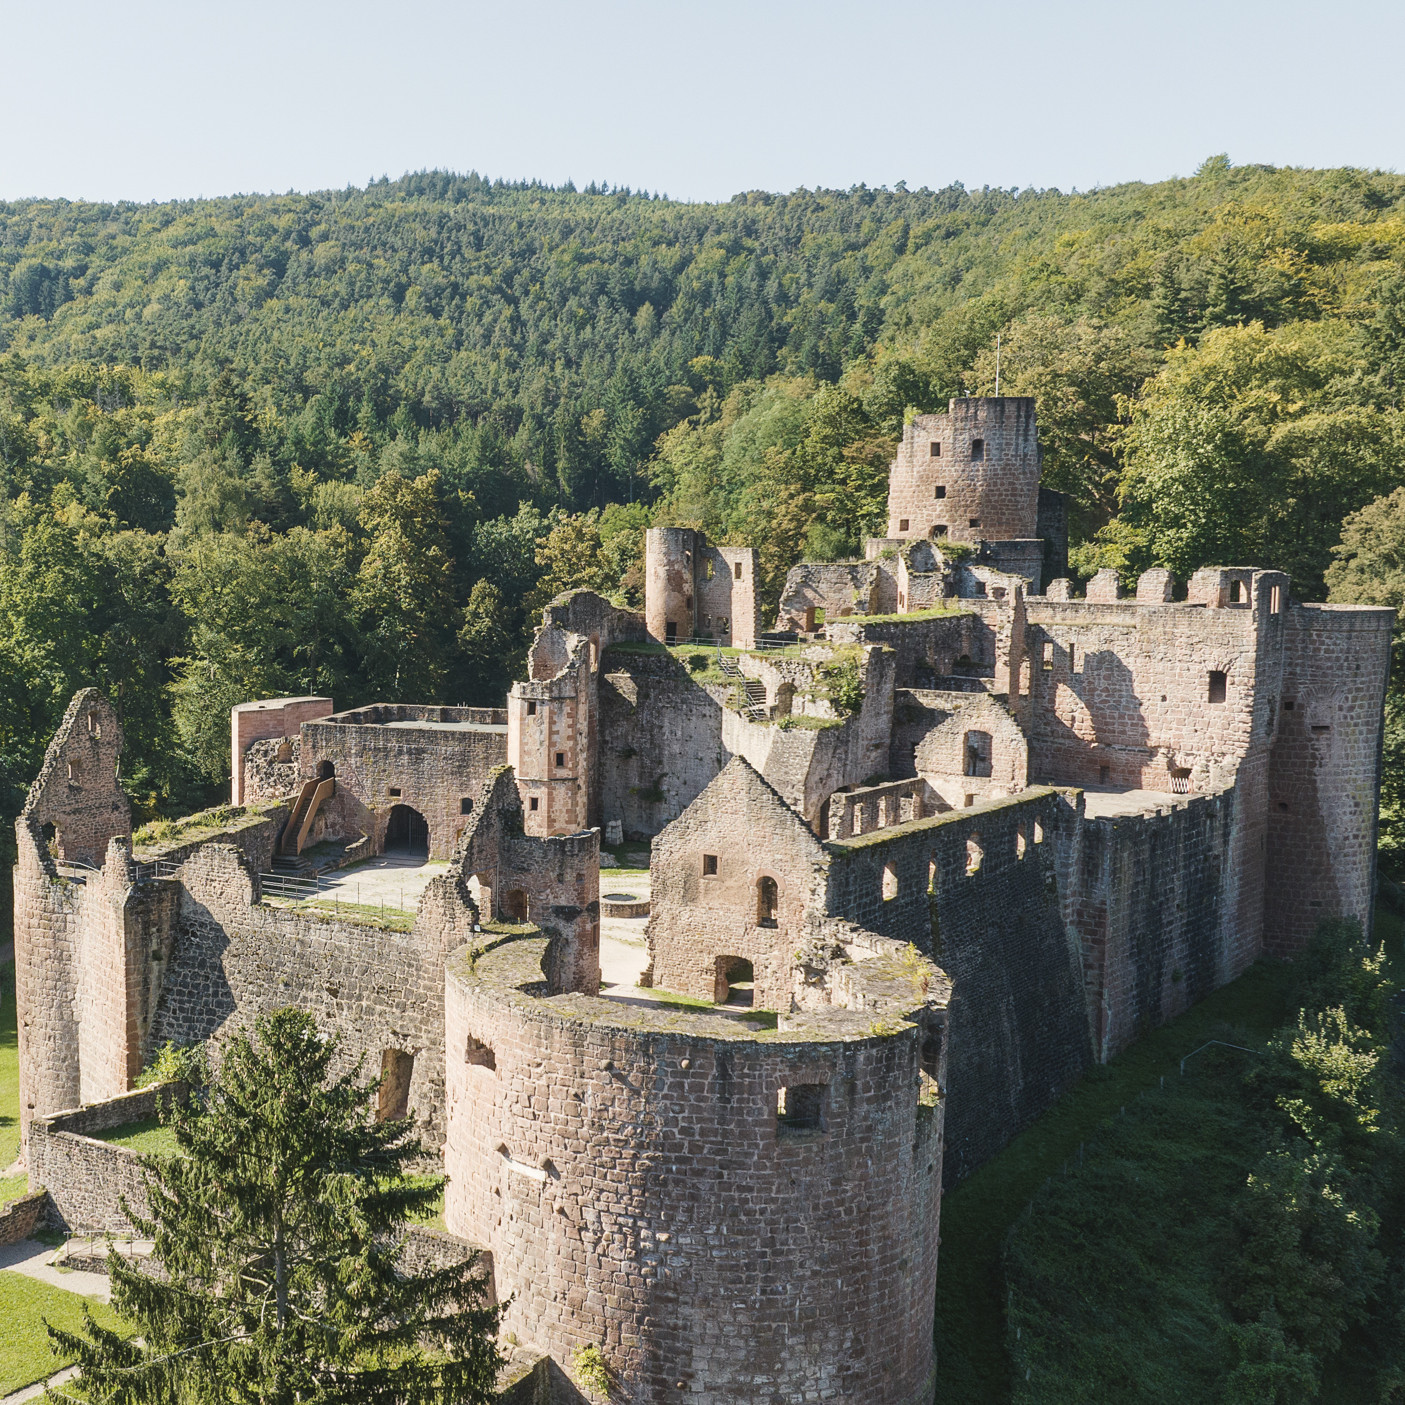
[444,929,949,1403]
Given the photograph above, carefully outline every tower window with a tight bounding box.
[777,1083,826,1133]
[702,853,718,876]
[1208,671,1227,704]
[529,796,539,811]
[932,524,948,537]
[898,519,909,532]
[734,561,743,580]
[970,438,985,461]
[554,751,566,767]
[930,442,942,457]
[665,621,677,642]
[968,518,981,528]
[934,485,946,499]
[460,797,473,815]
[526,700,537,716]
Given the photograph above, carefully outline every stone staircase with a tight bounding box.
[715,654,768,722]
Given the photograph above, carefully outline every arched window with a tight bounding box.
[756,876,779,929]
[882,864,899,901]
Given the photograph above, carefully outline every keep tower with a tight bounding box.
[885,396,1040,545]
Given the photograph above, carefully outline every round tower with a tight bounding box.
[885,396,1040,544]
[644,527,698,644]
[444,932,948,1404]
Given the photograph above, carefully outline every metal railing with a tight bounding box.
[259,870,325,902]
[133,859,181,884]
[55,859,98,884]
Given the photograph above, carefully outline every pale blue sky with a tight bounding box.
[2,0,1400,204]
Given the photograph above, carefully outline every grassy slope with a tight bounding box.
[934,957,1297,1404]
[0,1271,124,1394]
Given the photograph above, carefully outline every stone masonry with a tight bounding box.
[12,394,1393,1403]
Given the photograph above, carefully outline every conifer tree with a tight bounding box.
[48,1009,503,1405]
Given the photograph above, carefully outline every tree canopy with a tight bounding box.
[48,1009,503,1405]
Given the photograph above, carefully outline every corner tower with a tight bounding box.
[886,397,1040,545]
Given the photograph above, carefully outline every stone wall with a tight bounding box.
[0,1189,49,1245]
[148,845,453,1143]
[913,692,1028,809]
[444,931,947,1405]
[597,649,726,840]
[1266,602,1394,954]
[231,696,333,805]
[885,397,1040,545]
[22,689,129,867]
[645,757,831,1009]
[302,705,508,859]
[822,791,1092,1181]
[242,737,300,804]
[28,1082,185,1233]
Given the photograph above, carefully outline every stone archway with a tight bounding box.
[384,804,429,857]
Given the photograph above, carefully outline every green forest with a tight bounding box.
[5,155,1405,840]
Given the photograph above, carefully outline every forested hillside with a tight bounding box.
[5,156,1405,848]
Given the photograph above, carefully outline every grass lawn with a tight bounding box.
[91,1116,181,1157]
[0,1270,126,1394]
[1,959,24,1205]
[933,954,1299,1404]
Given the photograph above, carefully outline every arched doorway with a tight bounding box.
[716,956,754,1007]
[384,804,429,857]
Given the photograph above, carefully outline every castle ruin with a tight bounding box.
[12,397,1392,1402]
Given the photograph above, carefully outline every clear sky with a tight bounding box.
[2,0,1401,205]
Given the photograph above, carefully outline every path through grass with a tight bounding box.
[1,959,24,1204]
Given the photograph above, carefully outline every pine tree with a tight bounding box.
[48,1009,503,1405]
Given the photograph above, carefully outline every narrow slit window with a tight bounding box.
[1041,641,1054,672]
[1208,671,1227,705]
[1229,579,1244,604]
[882,864,899,901]
[734,561,743,580]
[1270,584,1283,613]
[970,438,984,461]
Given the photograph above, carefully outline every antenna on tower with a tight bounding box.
[995,333,1001,396]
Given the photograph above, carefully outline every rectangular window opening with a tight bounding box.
[970,438,985,461]
[702,853,718,876]
[1099,765,1110,785]
[526,700,537,717]
[1270,584,1283,613]
[1229,579,1244,604]
[929,442,942,458]
[968,518,981,528]
[934,485,946,498]
[932,524,948,537]
[460,797,474,815]
[734,561,743,580]
[377,1050,414,1122]
[898,518,910,532]
[1208,670,1227,705]
[1041,641,1054,672]
[388,786,401,798]
[777,1083,826,1134]
[665,621,678,642]
[555,751,566,768]
[529,796,539,812]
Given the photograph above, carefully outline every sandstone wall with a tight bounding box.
[597,649,726,840]
[302,706,508,859]
[148,845,452,1143]
[886,397,1040,544]
[444,934,945,1405]
[1266,602,1394,954]
[822,791,1091,1181]
[646,758,830,1009]
[231,697,332,805]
